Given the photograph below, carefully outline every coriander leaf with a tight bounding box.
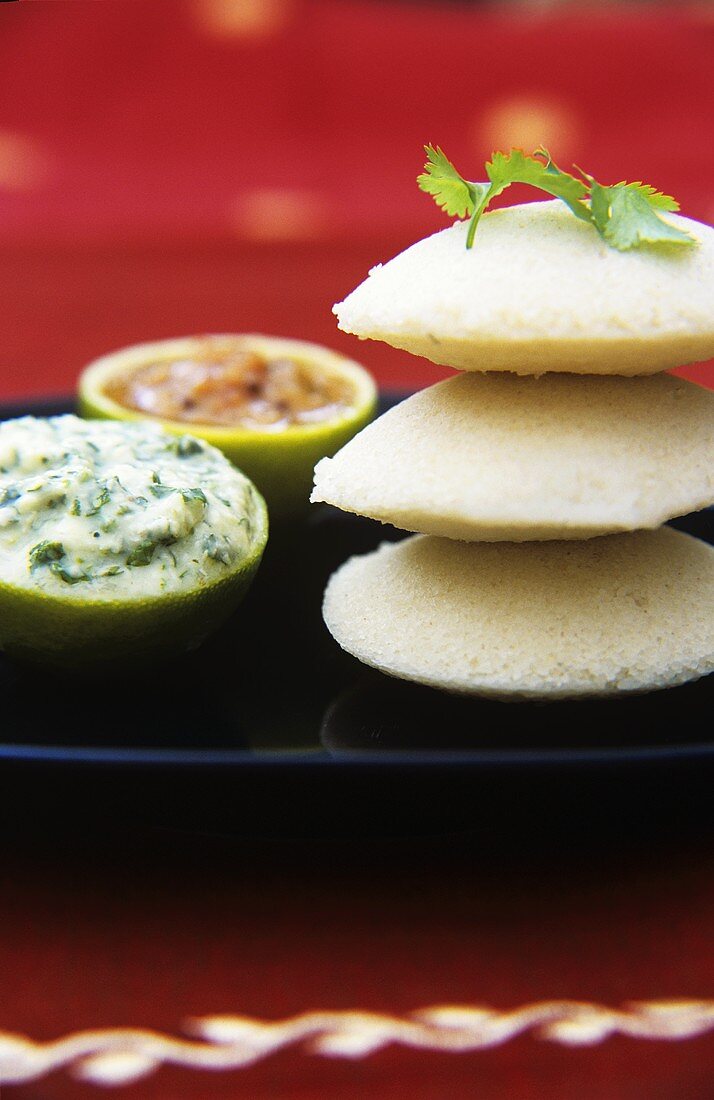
[419,143,696,253]
[204,533,231,565]
[85,485,111,516]
[126,534,178,567]
[29,540,65,569]
[465,148,589,247]
[588,178,609,235]
[417,145,487,219]
[0,486,20,508]
[126,538,159,567]
[180,487,208,505]
[589,181,693,250]
[150,483,176,499]
[616,181,680,212]
[173,436,203,458]
[149,484,207,505]
[50,562,89,585]
[486,149,588,211]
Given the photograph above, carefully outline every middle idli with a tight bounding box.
[312,372,714,541]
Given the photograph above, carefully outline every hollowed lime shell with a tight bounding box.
[77,335,378,519]
[0,498,268,670]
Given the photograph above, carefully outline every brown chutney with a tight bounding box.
[106,343,357,430]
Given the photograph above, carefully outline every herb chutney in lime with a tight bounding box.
[0,416,266,599]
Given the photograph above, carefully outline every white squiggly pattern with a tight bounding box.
[0,1000,713,1086]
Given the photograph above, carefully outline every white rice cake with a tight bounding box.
[333,201,714,375]
[323,529,714,699]
[312,372,714,541]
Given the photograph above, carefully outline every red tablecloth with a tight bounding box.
[0,0,713,396]
[2,792,714,1100]
[0,4,713,1097]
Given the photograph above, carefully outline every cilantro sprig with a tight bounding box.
[417,145,694,251]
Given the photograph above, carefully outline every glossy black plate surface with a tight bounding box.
[0,395,712,774]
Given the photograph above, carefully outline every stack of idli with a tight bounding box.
[312,201,714,699]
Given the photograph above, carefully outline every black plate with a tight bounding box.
[0,394,712,776]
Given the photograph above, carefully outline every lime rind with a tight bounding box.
[0,493,267,669]
[0,414,269,669]
[77,335,378,518]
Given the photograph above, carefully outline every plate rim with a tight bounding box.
[1,392,712,772]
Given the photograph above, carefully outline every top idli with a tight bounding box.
[334,201,714,375]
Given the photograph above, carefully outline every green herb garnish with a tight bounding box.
[126,539,160,567]
[29,540,65,569]
[49,562,89,585]
[180,487,207,506]
[149,482,175,499]
[85,485,111,516]
[204,533,231,565]
[126,534,180,567]
[0,486,20,508]
[171,436,203,458]
[149,483,207,506]
[100,565,124,577]
[417,145,694,251]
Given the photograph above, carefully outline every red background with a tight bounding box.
[1,3,713,1097]
[1,0,713,399]
[2,811,714,1099]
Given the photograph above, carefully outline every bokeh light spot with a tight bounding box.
[0,130,51,191]
[477,96,581,161]
[192,0,294,39]
[233,188,329,241]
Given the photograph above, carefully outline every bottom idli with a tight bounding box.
[322,528,714,700]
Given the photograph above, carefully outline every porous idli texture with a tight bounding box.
[312,373,714,541]
[334,201,714,375]
[322,529,714,699]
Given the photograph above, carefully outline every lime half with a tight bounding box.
[0,415,268,668]
[78,335,378,519]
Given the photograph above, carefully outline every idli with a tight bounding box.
[312,372,714,541]
[322,529,714,699]
[333,201,714,375]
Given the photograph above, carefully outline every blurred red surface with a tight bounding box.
[0,0,713,397]
[0,5,713,1098]
[2,824,714,1099]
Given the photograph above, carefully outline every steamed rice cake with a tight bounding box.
[333,201,714,375]
[322,529,714,699]
[312,372,714,541]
